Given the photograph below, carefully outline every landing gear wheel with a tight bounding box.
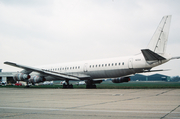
[62,83,73,89]
[25,85,30,88]
[63,84,67,88]
[25,82,30,88]
[86,84,96,89]
[69,84,73,88]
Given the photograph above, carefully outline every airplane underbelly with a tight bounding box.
[89,68,134,79]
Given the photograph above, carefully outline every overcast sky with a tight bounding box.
[0,0,180,76]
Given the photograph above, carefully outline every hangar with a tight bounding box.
[0,69,16,84]
[130,74,171,81]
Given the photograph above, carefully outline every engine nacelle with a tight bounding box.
[13,73,30,81]
[112,77,130,83]
[28,76,46,83]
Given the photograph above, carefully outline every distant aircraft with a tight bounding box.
[42,81,53,85]
[76,81,86,85]
[4,15,180,88]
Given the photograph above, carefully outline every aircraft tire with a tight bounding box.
[63,84,67,88]
[25,85,30,88]
[63,84,73,89]
[69,84,73,88]
[86,84,96,89]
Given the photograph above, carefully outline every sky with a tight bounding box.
[0,0,180,76]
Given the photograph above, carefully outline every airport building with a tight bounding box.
[0,69,16,84]
[130,74,171,82]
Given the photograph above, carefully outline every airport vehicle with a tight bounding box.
[4,15,180,88]
[1,81,6,86]
[15,82,22,86]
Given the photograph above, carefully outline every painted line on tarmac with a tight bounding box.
[0,107,180,114]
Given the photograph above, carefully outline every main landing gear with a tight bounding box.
[85,80,97,89]
[25,82,30,88]
[63,80,73,89]
[86,84,96,89]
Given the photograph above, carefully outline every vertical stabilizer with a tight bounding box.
[147,15,171,55]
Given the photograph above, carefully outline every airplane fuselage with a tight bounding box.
[38,53,169,81]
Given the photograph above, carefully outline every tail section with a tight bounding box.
[147,15,171,55]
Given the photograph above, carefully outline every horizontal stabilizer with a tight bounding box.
[171,56,180,60]
[141,49,166,61]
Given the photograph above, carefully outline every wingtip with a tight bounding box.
[4,61,16,66]
[4,61,9,64]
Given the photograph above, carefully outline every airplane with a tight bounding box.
[4,15,180,88]
[42,81,53,85]
[76,81,86,85]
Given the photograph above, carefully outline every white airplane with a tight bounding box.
[42,81,53,85]
[76,81,86,85]
[4,15,180,88]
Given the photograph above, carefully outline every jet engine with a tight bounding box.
[111,77,130,83]
[28,76,46,83]
[13,73,30,81]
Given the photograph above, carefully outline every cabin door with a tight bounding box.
[83,63,88,72]
[128,58,133,69]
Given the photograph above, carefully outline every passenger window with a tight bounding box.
[93,65,94,68]
[102,64,104,67]
[119,63,121,65]
[108,64,110,66]
[90,65,91,68]
[122,62,124,65]
[99,64,101,67]
[78,66,80,69]
[115,63,117,66]
[112,63,113,66]
[105,64,107,66]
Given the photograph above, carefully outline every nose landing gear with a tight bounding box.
[63,80,73,89]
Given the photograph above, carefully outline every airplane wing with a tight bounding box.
[4,61,80,80]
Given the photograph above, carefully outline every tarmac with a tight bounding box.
[0,88,180,119]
